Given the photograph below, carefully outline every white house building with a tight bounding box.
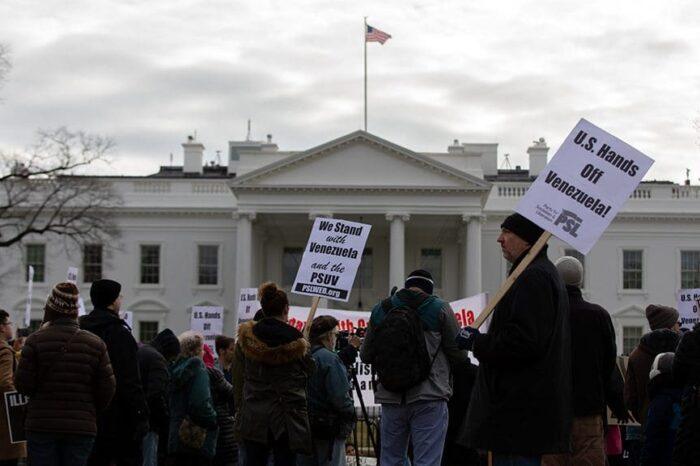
[3,130,699,355]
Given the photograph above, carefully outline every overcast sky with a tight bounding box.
[0,0,698,182]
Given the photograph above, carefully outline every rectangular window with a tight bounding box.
[355,248,373,289]
[681,251,700,289]
[282,247,304,286]
[140,245,161,284]
[622,250,643,290]
[83,244,103,283]
[564,249,585,288]
[420,248,442,289]
[26,244,46,282]
[29,319,42,334]
[139,321,159,343]
[198,245,219,285]
[622,326,643,355]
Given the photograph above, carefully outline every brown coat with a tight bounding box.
[0,339,26,460]
[623,328,680,424]
[14,318,116,436]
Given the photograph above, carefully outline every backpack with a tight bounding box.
[371,296,440,393]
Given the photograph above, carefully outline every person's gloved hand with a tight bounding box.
[455,327,480,351]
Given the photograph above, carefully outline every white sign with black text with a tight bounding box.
[191,306,224,356]
[677,289,700,330]
[237,288,260,324]
[292,218,371,302]
[516,119,654,254]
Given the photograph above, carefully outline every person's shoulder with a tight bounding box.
[77,328,108,347]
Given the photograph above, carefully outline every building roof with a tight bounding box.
[147,165,234,178]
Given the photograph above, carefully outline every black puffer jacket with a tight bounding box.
[14,318,116,435]
[207,366,237,466]
[459,245,573,455]
[233,318,315,454]
[80,308,149,441]
[672,323,700,465]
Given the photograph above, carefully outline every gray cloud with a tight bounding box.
[0,0,698,181]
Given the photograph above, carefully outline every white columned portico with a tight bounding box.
[235,212,256,316]
[463,215,483,296]
[386,213,409,291]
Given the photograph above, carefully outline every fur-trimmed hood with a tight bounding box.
[237,319,309,365]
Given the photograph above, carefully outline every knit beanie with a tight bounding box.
[645,304,679,331]
[405,269,434,295]
[555,256,584,288]
[151,328,181,361]
[90,279,122,308]
[44,282,79,321]
[501,213,544,245]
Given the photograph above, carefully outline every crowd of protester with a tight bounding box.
[0,212,699,466]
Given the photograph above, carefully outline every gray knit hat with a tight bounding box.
[645,304,679,331]
[555,256,584,288]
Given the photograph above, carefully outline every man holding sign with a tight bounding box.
[456,214,572,464]
[456,120,655,465]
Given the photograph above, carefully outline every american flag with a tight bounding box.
[366,24,391,44]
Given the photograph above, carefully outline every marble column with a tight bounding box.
[463,214,483,296]
[234,212,256,323]
[386,213,409,292]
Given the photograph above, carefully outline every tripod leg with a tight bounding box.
[352,422,361,466]
[352,371,379,462]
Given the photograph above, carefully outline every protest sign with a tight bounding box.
[191,306,224,356]
[516,118,654,254]
[66,266,78,284]
[292,218,371,302]
[237,288,260,325]
[3,391,28,443]
[677,289,700,330]
[450,293,488,364]
[24,266,34,327]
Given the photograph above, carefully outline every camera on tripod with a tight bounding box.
[335,327,366,351]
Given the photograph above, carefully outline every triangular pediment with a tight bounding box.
[612,304,645,318]
[231,131,491,192]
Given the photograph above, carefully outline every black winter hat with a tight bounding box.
[501,213,544,245]
[405,269,434,295]
[151,328,181,361]
[90,279,122,308]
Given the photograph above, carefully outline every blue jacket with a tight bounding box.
[640,382,682,466]
[168,356,218,459]
[307,345,354,419]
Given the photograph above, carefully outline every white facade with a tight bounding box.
[2,130,699,355]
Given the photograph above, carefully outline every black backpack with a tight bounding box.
[371,296,440,393]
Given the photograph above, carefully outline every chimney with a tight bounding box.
[448,139,465,154]
[182,135,204,174]
[527,137,549,177]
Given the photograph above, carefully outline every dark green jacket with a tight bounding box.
[233,319,315,454]
[168,356,218,459]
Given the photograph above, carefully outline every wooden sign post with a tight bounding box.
[471,232,552,329]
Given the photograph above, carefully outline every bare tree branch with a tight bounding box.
[0,128,121,248]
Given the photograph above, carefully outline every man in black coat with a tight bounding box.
[456,213,573,465]
[672,322,700,465]
[555,255,620,464]
[137,329,180,466]
[80,279,149,466]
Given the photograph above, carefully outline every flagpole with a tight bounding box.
[364,16,368,132]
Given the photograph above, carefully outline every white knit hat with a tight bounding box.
[555,256,584,288]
